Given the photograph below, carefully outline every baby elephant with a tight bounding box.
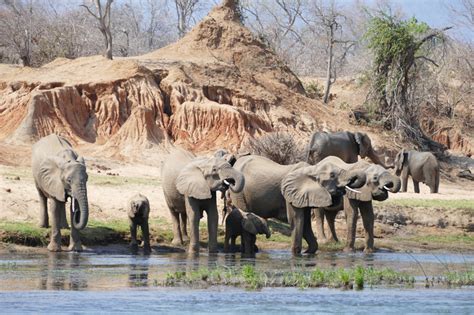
[128,194,151,254]
[224,204,271,256]
[394,149,440,193]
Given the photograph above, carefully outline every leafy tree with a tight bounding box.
[364,13,450,150]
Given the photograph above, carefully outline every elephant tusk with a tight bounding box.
[383,185,390,191]
[223,179,231,186]
[345,186,361,194]
[72,197,77,213]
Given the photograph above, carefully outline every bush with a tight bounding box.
[304,81,323,99]
[244,132,306,165]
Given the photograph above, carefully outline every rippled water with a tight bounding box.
[0,250,473,313]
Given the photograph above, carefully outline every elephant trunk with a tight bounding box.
[381,174,401,193]
[368,149,393,169]
[222,168,245,193]
[342,170,367,189]
[71,184,89,230]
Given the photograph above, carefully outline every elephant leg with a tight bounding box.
[37,187,49,228]
[141,221,151,255]
[401,170,409,192]
[224,232,230,253]
[344,198,358,252]
[170,210,183,246]
[325,211,339,242]
[185,197,201,253]
[206,198,219,253]
[47,200,62,252]
[59,203,69,229]
[359,202,375,253]
[303,208,317,254]
[130,222,138,253]
[413,180,420,194]
[180,212,189,242]
[231,236,237,253]
[313,208,327,242]
[288,204,304,255]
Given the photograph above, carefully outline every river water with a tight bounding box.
[1,249,473,313]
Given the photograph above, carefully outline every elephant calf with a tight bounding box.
[224,199,271,256]
[128,194,151,254]
[394,149,439,193]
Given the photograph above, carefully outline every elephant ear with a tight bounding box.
[346,184,372,201]
[355,132,371,158]
[281,167,332,208]
[38,156,66,202]
[76,156,85,166]
[395,149,407,171]
[242,213,259,235]
[176,163,211,199]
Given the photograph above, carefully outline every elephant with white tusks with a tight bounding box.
[394,149,439,193]
[162,148,245,253]
[313,157,401,253]
[32,134,89,252]
[230,155,366,255]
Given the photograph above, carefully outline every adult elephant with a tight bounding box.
[162,148,245,253]
[394,149,439,193]
[306,131,391,168]
[32,134,89,252]
[313,157,401,253]
[230,155,366,255]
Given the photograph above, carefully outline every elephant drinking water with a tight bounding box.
[32,134,89,252]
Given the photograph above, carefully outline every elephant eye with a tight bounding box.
[329,172,335,179]
[373,175,379,182]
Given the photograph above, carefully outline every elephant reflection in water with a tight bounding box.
[38,252,87,290]
[128,259,149,287]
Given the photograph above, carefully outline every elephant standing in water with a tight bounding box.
[162,148,245,253]
[394,149,439,193]
[313,157,401,253]
[128,194,151,254]
[32,134,89,252]
[224,198,271,256]
[230,155,366,255]
[306,131,391,168]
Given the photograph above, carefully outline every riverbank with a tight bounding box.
[1,163,473,254]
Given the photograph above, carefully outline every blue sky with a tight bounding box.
[366,0,473,41]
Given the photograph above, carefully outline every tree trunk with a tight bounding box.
[323,25,335,104]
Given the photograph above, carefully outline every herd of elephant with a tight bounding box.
[31,132,440,256]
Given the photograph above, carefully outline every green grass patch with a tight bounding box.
[395,234,474,245]
[382,199,474,211]
[161,265,415,290]
[0,217,174,247]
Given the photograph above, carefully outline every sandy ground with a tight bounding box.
[1,155,473,253]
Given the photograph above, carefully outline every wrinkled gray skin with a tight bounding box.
[313,157,401,253]
[32,134,89,252]
[306,131,391,168]
[224,202,271,256]
[230,155,366,255]
[394,149,439,193]
[128,194,151,255]
[162,148,245,253]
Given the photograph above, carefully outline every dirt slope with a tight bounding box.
[0,1,337,162]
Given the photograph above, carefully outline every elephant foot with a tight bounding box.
[343,246,355,253]
[208,246,218,254]
[143,245,152,255]
[59,223,70,230]
[187,244,200,254]
[130,242,139,253]
[47,242,62,252]
[291,246,302,256]
[364,247,375,254]
[68,243,83,252]
[171,238,183,246]
[39,222,49,229]
[304,245,318,254]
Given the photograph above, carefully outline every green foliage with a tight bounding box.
[304,81,323,99]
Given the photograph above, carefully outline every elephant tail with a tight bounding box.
[434,168,440,193]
